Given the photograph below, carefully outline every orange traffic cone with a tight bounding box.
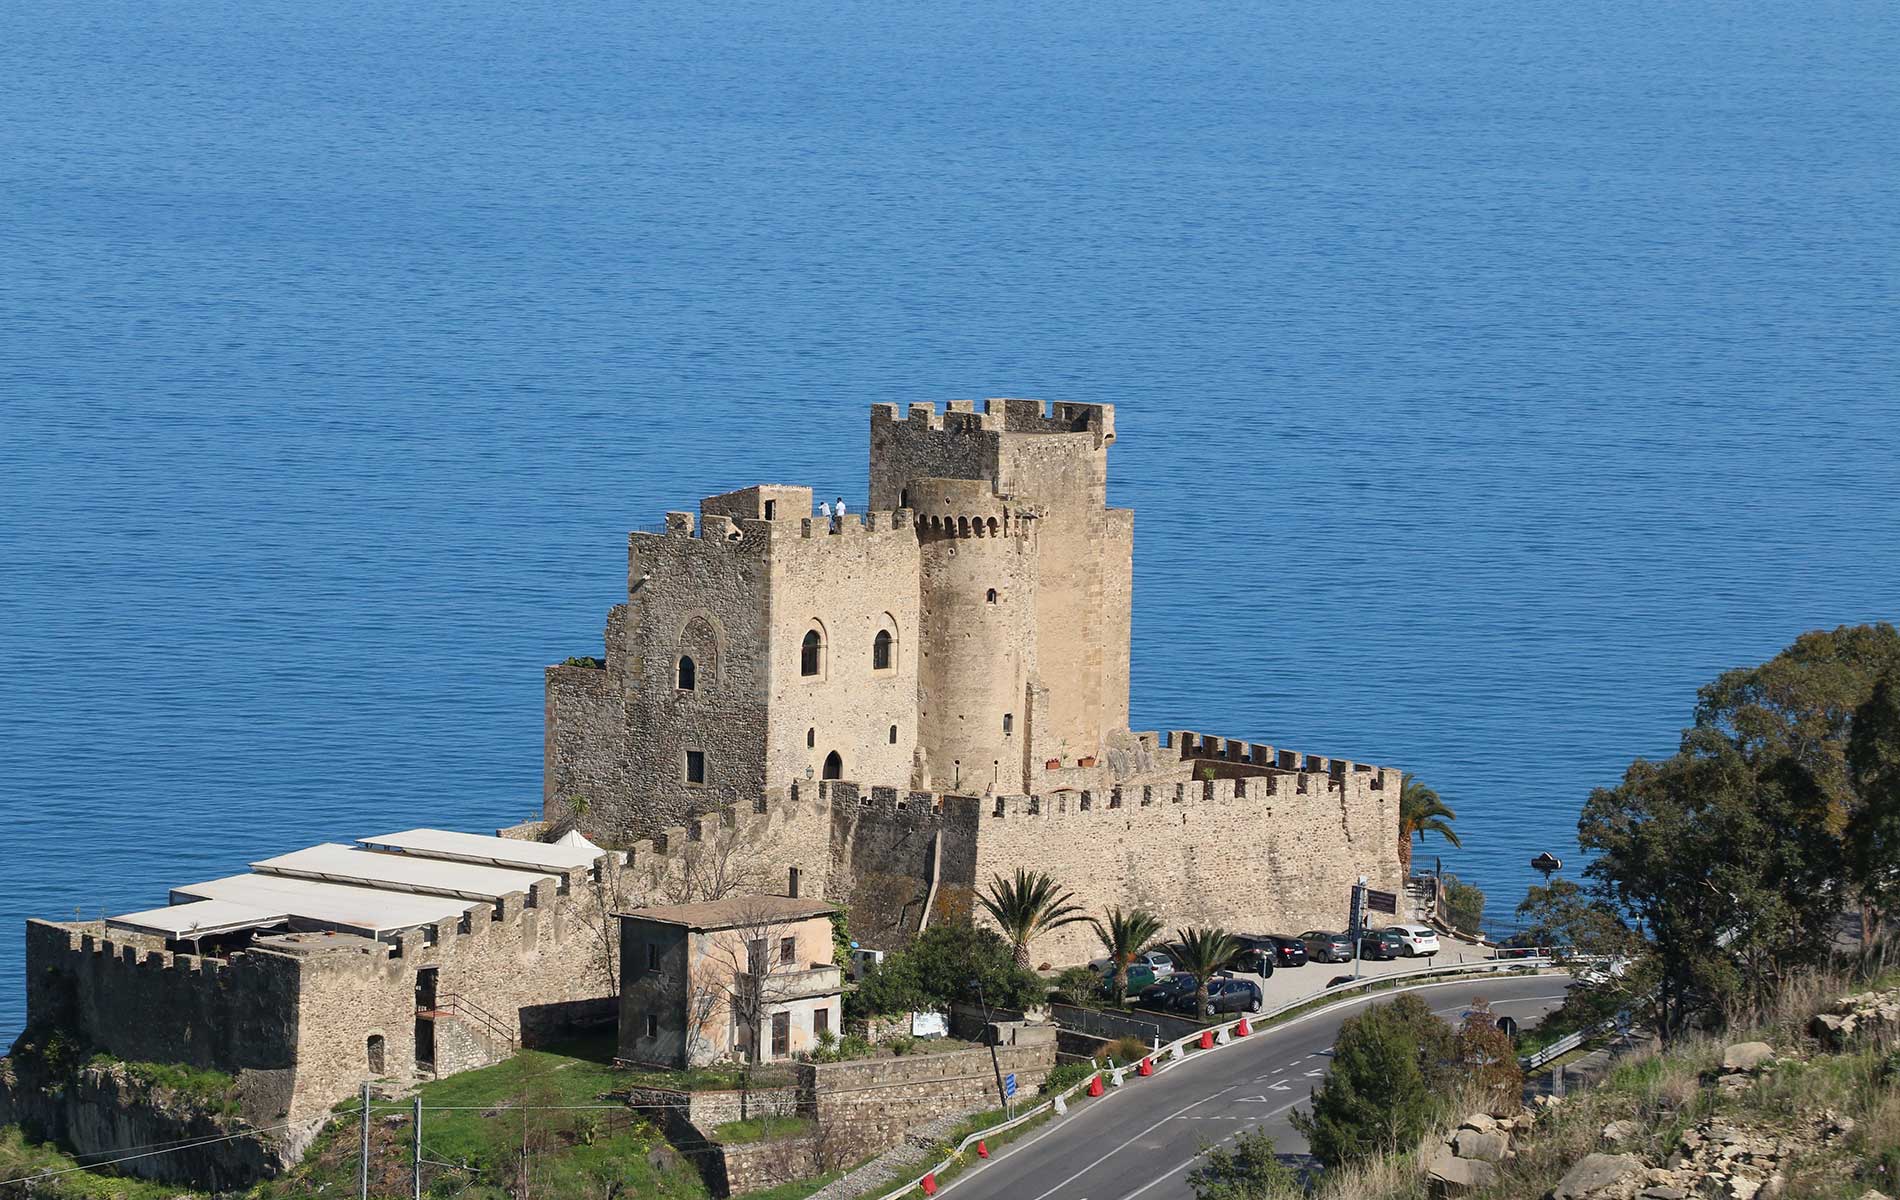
[1138,1056,1153,1077]
[1087,1073,1105,1097]
[1199,1029,1215,1050]
[922,1173,938,1195]
[1236,1017,1252,1037]
[977,1140,989,1159]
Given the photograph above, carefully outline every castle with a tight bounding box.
[546,399,1405,965]
[5,400,1405,1188]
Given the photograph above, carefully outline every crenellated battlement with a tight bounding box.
[631,506,916,554]
[872,398,1115,447]
[1163,729,1392,788]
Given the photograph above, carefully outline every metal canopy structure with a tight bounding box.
[251,843,557,901]
[108,898,287,940]
[358,828,600,874]
[173,874,479,939]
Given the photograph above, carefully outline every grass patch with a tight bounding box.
[711,1114,814,1144]
[87,1055,238,1114]
[618,1062,797,1092]
[0,1126,194,1200]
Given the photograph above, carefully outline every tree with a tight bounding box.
[1186,1128,1301,1200]
[1846,673,1900,945]
[1440,873,1486,935]
[1168,927,1238,1021]
[1092,907,1165,1003]
[1579,733,1842,1037]
[1398,774,1460,875]
[851,922,1044,1016]
[976,869,1091,967]
[1693,622,1900,947]
[1455,999,1523,1115]
[1293,998,1448,1167]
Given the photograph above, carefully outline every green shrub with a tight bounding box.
[1187,1128,1301,1200]
[1042,1061,1098,1094]
[562,656,605,668]
[1442,873,1486,935]
[1052,965,1104,1008]
[1105,1035,1151,1066]
[851,922,1044,1016]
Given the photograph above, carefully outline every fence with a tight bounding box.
[873,956,1556,1200]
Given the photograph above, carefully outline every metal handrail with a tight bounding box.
[872,957,1558,1200]
[426,993,518,1049]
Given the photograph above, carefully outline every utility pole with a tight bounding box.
[412,1094,422,1200]
[971,977,1009,1115]
[359,1082,371,1200]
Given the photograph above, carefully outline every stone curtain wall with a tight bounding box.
[544,660,630,833]
[970,768,1403,966]
[804,1039,1056,1159]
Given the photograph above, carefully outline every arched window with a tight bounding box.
[822,751,844,780]
[677,656,696,691]
[807,727,815,749]
[873,630,893,671]
[366,1034,386,1075]
[986,589,998,604]
[801,629,823,677]
[888,725,898,744]
[1003,713,1013,734]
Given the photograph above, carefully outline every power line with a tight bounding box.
[0,1120,301,1187]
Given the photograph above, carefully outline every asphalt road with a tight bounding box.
[941,975,1572,1200]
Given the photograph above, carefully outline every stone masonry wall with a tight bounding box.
[805,1040,1055,1159]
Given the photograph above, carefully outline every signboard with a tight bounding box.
[1003,1073,1017,1100]
[910,1011,948,1039]
[1495,1016,1518,1040]
[1348,886,1365,941]
[1366,889,1398,915]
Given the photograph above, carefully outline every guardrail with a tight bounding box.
[872,956,1557,1200]
[1521,1028,1588,1070]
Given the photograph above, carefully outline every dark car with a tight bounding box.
[1298,930,1355,963]
[1223,946,1276,978]
[1358,928,1406,961]
[1262,934,1308,968]
[1136,974,1197,1009]
[1168,977,1263,1016]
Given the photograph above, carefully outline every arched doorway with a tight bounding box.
[822,751,843,781]
[366,1033,386,1076]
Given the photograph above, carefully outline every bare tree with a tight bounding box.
[702,898,814,1117]
[558,852,632,1000]
[658,816,779,906]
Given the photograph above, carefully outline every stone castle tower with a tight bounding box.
[546,399,1139,842]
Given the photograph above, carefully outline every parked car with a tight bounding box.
[1388,924,1441,958]
[1359,927,1406,960]
[1136,974,1197,1009]
[1101,962,1160,995]
[1224,947,1276,978]
[1167,977,1263,1016]
[1298,930,1355,963]
[1088,950,1175,977]
[1261,934,1308,968]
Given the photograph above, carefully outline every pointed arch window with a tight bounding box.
[873,629,893,671]
[822,751,844,780]
[801,628,823,677]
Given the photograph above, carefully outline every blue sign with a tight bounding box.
[1003,1073,1017,1099]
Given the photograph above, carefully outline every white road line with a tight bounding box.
[1021,1087,1238,1200]
[1115,1101,1305,1200]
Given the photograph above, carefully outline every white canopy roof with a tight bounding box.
[173,873,478,938]
[359,828,600,873]
[251,843,556,900]
[108,898,287,939]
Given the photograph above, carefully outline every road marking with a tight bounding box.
[1304,1069,1324,1078]
[1021,1086,1237,1200]
[1115,1100,1306,1200]
[1268,1081,1292,1092]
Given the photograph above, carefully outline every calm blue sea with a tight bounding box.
[3,0,1898,1044]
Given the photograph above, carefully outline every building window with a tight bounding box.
[678,656,696,691]
[366,1034,386,1075]
[788,866,801,897]
[771,1011,790,1058]
[814,1007,829,1038]
[801,629,823,677]
[684,750,706,786]
[807,727,815,749]
[644,1013,659,1039]
[888,725,897,744]
[900,488,909,508]
[1003,713,1013,734]
[823,751,843,780]
[779,935,796,966]
[873,629,893,671]
[646,943,659,970]
[764,499,777,520]
[986,588,998,603]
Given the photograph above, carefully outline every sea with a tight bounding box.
[3,0,1897,1044]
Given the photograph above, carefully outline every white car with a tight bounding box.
[1087,950,1175,977]
[1388,925,1440,958]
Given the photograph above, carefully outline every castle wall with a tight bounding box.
[968,763,1403,967]
[1101,507,1134,734]
[821,785,981,950]
[764,512,921,795]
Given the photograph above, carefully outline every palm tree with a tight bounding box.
[1169,927,1239,1021]
[1091,907,1165,1003]
[1398,773,1460,875]
[977,869,1091,967]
